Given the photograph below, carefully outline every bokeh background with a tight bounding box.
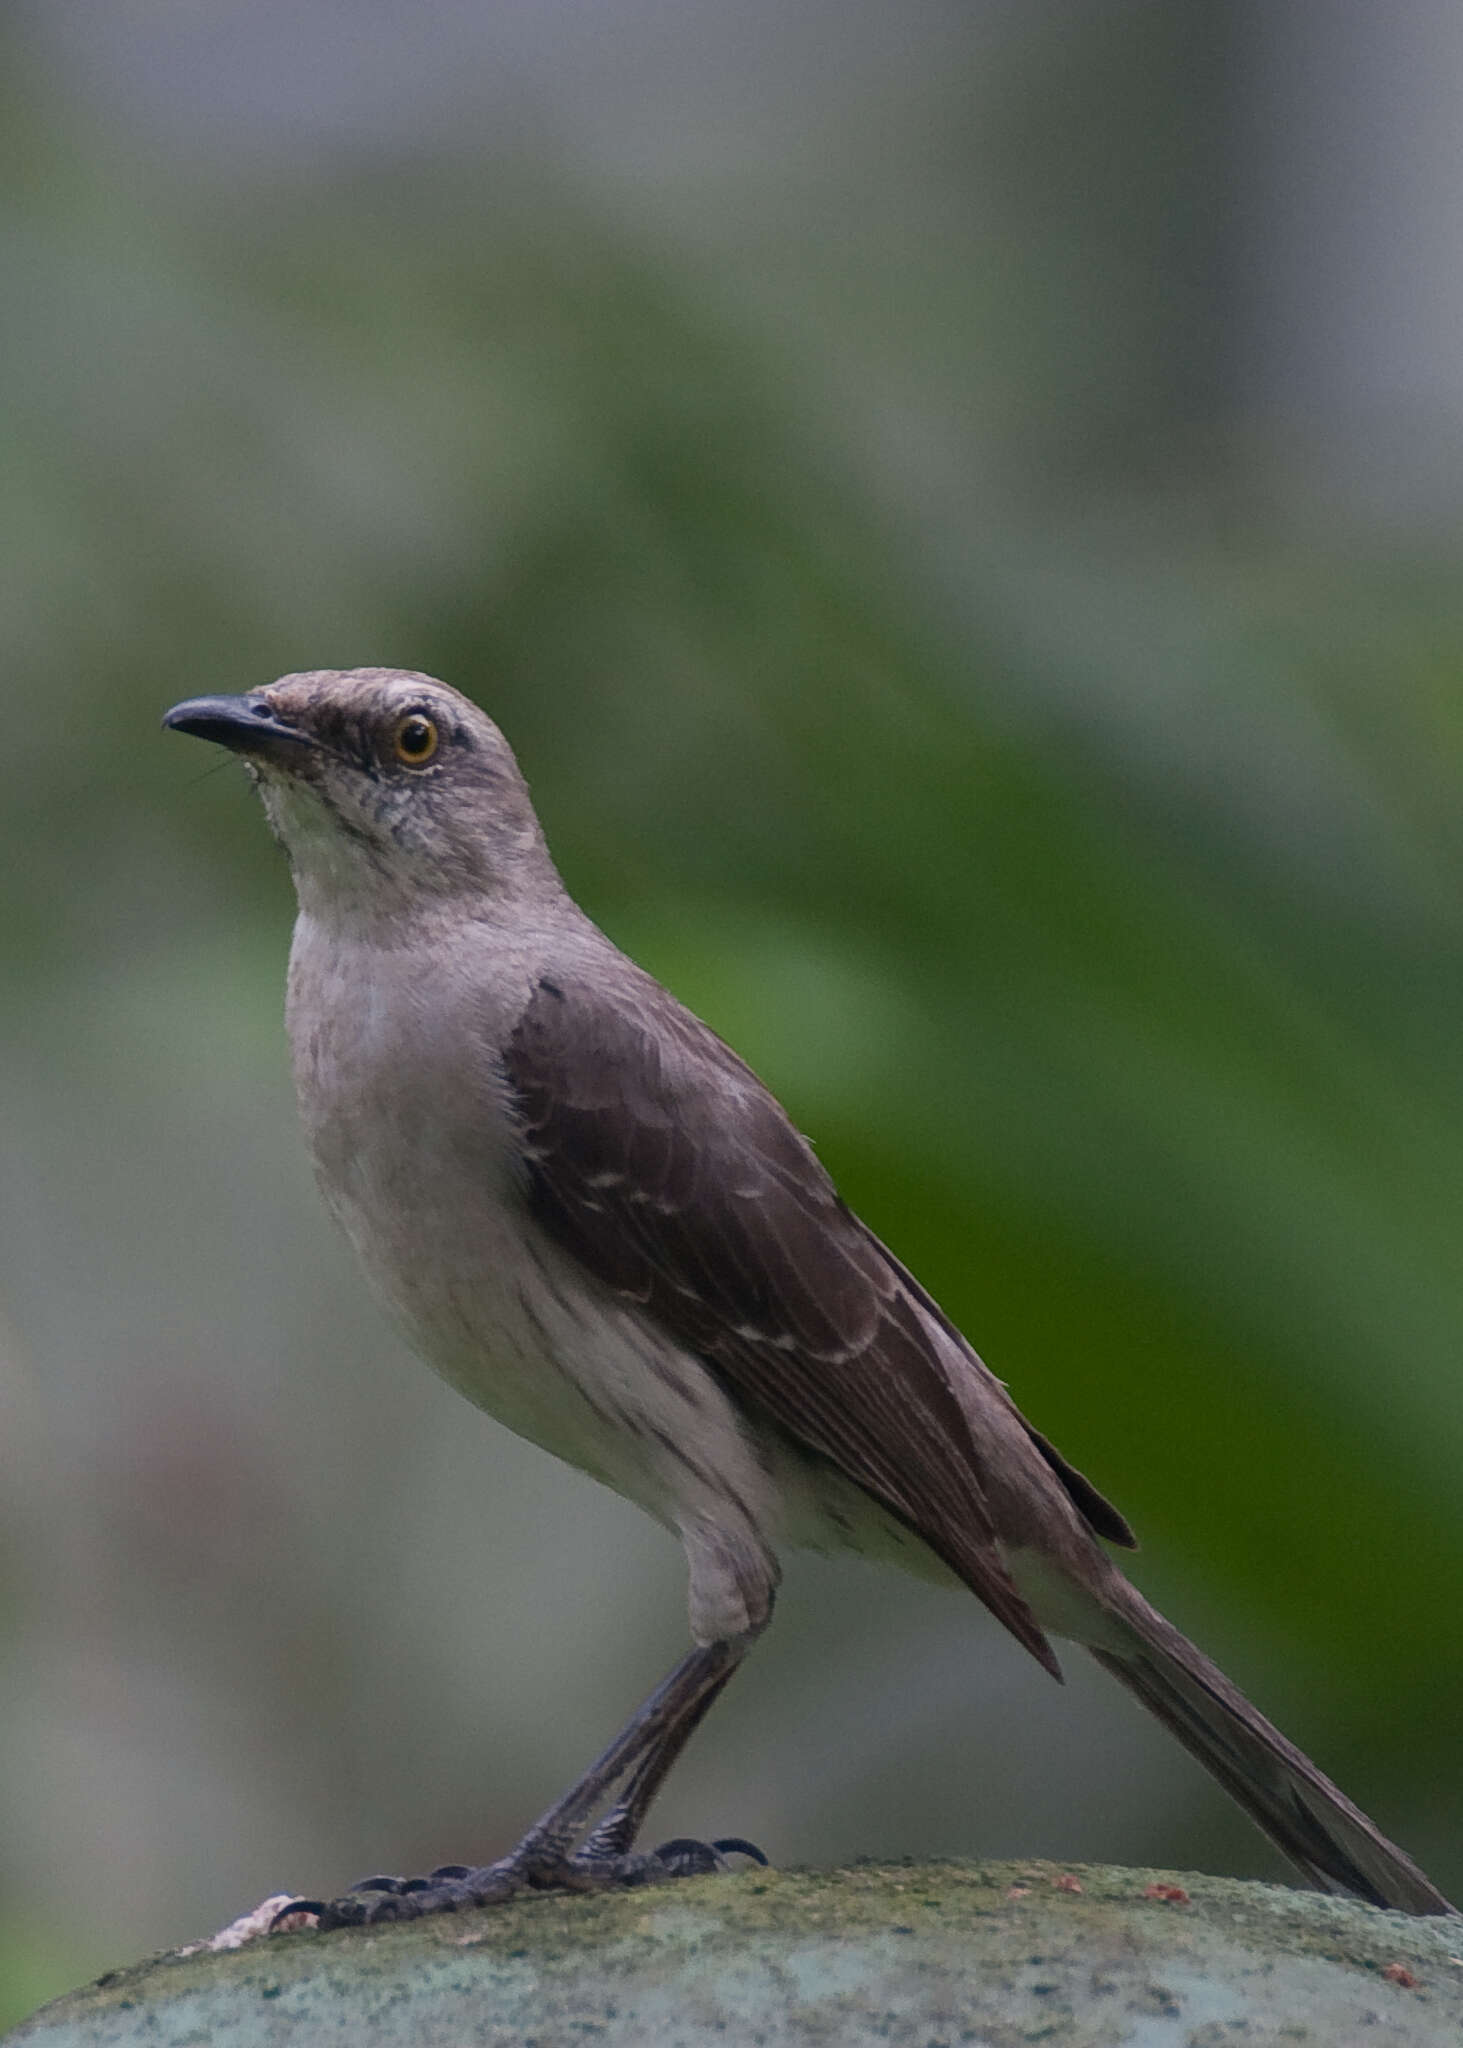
[5,0,1463,2022]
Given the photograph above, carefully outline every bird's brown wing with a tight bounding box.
[503,967,1071,1674]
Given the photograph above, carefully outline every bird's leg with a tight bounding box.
[572,1653,750,1877]
[497,1637,748,1888]
[277,1639,754,1931]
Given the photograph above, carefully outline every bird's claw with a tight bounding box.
[269,1834,768,1932]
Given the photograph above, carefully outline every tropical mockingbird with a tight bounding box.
[164,667,1454,1925]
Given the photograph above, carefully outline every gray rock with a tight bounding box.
[13,1861,1463,2046]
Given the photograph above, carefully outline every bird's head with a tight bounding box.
[164,668,555,925]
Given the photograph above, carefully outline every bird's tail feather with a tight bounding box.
[1090,1582,1454,1916]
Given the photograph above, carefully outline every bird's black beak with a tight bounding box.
[162,694,316,760]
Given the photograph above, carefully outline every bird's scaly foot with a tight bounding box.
[272,1836,767,1931]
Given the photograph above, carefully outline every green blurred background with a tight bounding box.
[4,0,1463,2023]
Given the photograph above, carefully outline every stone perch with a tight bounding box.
[13,1861,1463,2046]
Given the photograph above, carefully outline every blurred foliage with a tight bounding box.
[4,4,1463,2028]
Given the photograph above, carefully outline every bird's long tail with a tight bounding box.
[1089,1580,1454,1916]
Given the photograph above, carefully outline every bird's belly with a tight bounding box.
[286,945,632,1491]
[305,1091,768,1560]
[334,1154,674,1506]
[290,939,786,1605]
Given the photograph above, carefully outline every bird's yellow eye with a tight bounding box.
[392,713,439,767]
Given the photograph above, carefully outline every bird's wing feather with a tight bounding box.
[503,968,1066,1674]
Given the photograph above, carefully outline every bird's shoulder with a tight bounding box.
[503,943,834,1206]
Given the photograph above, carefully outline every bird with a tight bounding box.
[163,666,1455,1926]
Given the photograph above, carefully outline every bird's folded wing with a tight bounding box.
[503,967,1063,1675]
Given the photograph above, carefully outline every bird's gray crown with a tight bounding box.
[166,667,558,925]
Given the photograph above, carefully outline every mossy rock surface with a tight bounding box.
[12,1860,1463,2046]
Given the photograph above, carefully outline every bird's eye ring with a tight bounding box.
[392,713,439,767]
